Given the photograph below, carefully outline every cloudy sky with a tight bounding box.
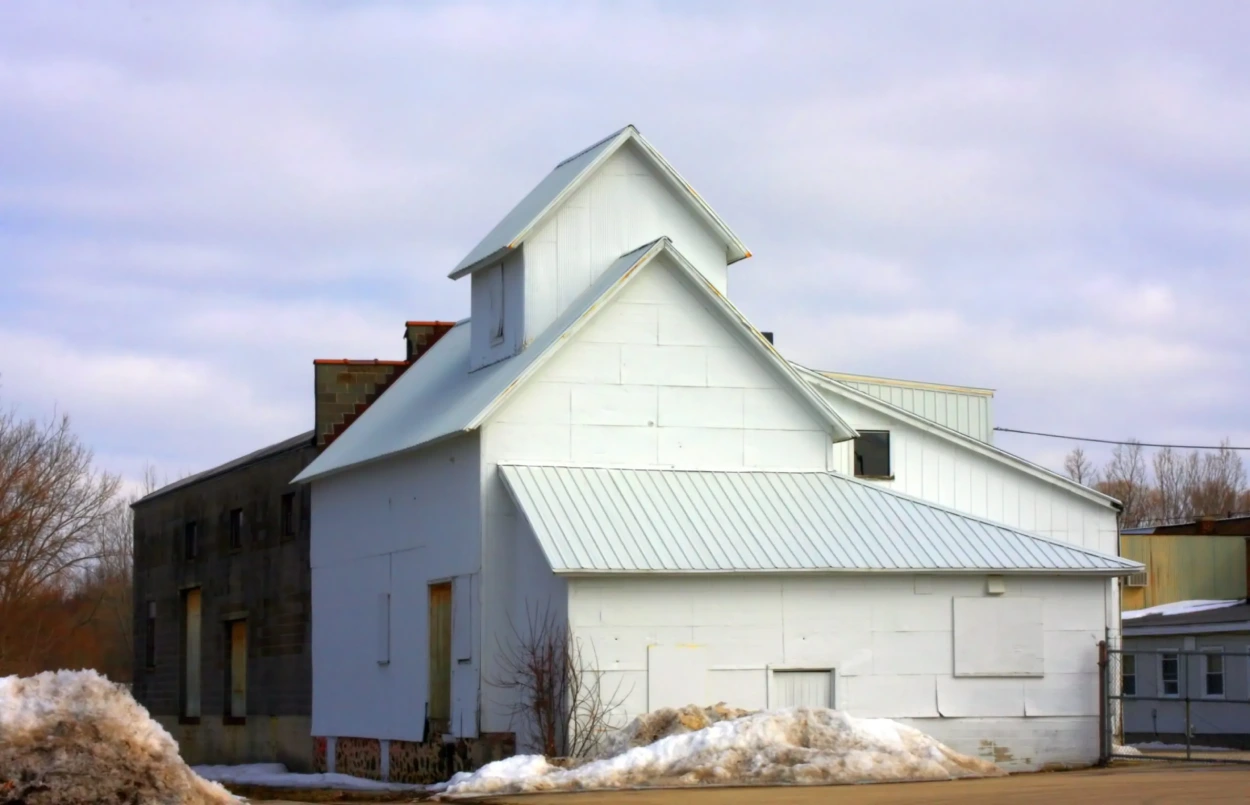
[3,1,1248,493]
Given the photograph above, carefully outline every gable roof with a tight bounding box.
[295,239,855,484]
[448,125,750,279]
[499,464,1142,576]
[793,365,1121,511]
[135,431,315,507]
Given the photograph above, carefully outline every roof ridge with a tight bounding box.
[553,124,635,168]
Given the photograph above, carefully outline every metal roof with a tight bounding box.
[133,430,314,507]
[448,125,750,279]
[295,239,855,484]
[498,464,1143,576]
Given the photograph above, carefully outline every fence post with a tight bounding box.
[1097,640,1109,765]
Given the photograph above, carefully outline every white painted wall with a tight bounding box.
[567,573,1110,770]
[820,390,1118,558]
[486,252,832,475]
[522,142,730,346]
[310,434,482,742]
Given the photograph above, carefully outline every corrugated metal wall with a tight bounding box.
[826,374,994,443]
[1120,535,1247,610]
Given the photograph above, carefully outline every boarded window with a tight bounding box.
[280,493,295,538]
[853,431,891,478]
[953,597,1044,677]
[145,601,157,668]
[184,521,198,561]
[228,508,243,550]
[182,588,202,719]
[452,576,472,663]
[773,670,833,709]
[428,582,453,724]
[227,619,248,720]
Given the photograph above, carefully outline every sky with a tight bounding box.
[2,1,1249,496]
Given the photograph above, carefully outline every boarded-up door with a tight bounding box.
[773,670,832,708]
[428,582,452,725]
[183,588,202,718]
[229,620,247,719]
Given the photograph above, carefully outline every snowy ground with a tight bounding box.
[1121,599,1242,620]
[1128,741,1238,753]
[193,763,424,792]
[430,706,1004,798]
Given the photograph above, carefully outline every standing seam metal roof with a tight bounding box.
[498,464,1143,575]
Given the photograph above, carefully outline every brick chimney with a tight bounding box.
[405,321,456,362]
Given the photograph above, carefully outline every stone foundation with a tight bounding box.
[314,732,515,784]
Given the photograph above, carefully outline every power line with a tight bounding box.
[993,427,1250,451]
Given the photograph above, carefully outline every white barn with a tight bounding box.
[294,126,1139,781]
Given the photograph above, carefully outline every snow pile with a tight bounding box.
[0,670,237,805]
[432,706,1004,797]
[1122,600,1242,620]
[194,763,424,792]
[1113,744,1143,756]
[597,702,754,758]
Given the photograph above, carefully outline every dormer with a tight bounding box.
[452,125,750,371]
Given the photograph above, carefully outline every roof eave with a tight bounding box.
[551,567,1138,578]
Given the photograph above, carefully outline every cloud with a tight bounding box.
[1,0,1248,489]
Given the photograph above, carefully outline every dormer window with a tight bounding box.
[487,263,505,345]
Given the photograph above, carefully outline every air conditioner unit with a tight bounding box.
[1126,571,1149,588]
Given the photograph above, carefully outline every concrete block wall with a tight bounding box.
[314,361,411,449]
[131,438,317,769]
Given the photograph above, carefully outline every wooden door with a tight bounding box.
[428,582,452,725]
[229,620,247,719]
[183,588,202,718]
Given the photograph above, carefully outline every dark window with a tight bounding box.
[1204,651,1224,697]
[1121,654,1136,696]
[184,521,198,561]
[854,431,891,478]
[145,601,157,668]
[1161,653,1179,696]
[280,493,295,538]
[228,508,243,550]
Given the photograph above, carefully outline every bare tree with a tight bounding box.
[1097,440,1149,528]
[1150,447,1191,524]
[489,603,631,760]
[0,405,119,670]
[1063,447,1099,486]
[1186,441,1246,518]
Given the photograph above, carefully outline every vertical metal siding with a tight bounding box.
[838,378,993,443]
[772,671,833,708]
[428,582,453,722]
[1120,535,1247,610]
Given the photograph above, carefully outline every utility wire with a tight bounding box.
[993,427,1250,451]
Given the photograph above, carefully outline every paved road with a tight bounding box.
[476,764,1250,805]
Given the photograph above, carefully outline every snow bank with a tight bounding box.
[1122,600,1242,620]
[431,706,1004,797]
[193,763,425,792]
[1131,742,1237,753]
[0,670,236,804]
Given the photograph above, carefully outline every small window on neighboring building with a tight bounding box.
[1204,650,1224,697]
[853,431,891,478]
[280,493,295,538]
[145,601,157,668]
[228,508,243,550]
[184,521,198,561]
[1121,654,1136,697]
[1160,652,1180,697]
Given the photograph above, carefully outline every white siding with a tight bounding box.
[310,433,482,742]
[822,391,1118,557]
[486,253,831,475]
[567,573,1110,771]
[522,143,730,346]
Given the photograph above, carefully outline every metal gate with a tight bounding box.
[1100,640,1250,764]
